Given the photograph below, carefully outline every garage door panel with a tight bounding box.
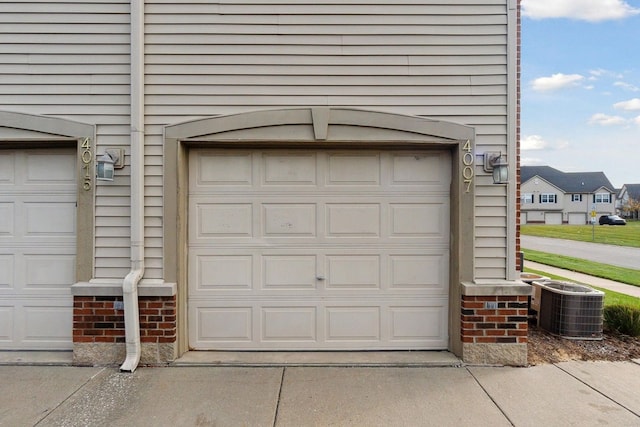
[194,255,253,291]
[263,255,317,289]
[22,303,73,344]
[326,153,380,185]
[391,152,450,186]
[195,203,253,237]
[390,202,448,237]
[263,153,317,185]
[262,307,317,342]
[263,204,317,236]
[193,152,253,187]
[0,299,72,350]
[390,254,448,291]
[24,152,76,184]
[0,306,14,342]
[326,255,380,289]
[0,202,14,235]
[189,149,450,350]
[0,255,13,288]
[190,249,448,296]
[0,152,15,183]
[192,306,253,343]
[190,299,449,349]
[24,254,75,289]
[25,201,76,236]
[389,306,446,341]
[326,306,381,341]
[326,203,380,236]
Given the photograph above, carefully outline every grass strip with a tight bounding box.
[521,222,640,248]
[523,249,640,287]
[525,267,640,309]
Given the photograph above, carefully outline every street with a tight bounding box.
[521,235,640,270]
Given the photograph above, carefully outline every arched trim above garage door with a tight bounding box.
[164,107,476,355]
[165,107,474,143]
[0,110,95,281]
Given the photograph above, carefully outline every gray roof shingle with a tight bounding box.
[623,184,640,199]
[521,166,615,193]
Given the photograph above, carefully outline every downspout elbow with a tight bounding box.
[120,264,144,372]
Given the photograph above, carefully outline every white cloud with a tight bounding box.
[521,135,570,151]
[522,0,640,22]
[614,81,640,92]
[588,113,627,126]
[590,69,624,80]
[634,116,640,125]
[613,98,640,111]
[531,73,584,92]
[521,157,545,166]
[521,135,547,150]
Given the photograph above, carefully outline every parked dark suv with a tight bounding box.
[599,215,627,225]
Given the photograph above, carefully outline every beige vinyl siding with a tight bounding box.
[2,1,513,281]
[0,2,135,279]
[146,0,510,279]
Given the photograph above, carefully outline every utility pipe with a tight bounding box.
[120,0,145,373]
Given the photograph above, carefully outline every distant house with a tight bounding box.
[520,166,616,225]
[618,184,640,219]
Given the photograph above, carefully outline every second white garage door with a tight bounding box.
[0,149,76,350]
[188,149,450,350]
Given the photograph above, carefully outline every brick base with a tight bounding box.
[73,295,177,365]
[461,295,529,365]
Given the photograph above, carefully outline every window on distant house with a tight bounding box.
[540,193,557,204]
[594,193,611,203]
[571,194,582,202]
[522,193,533,203]
[540,193,558,203]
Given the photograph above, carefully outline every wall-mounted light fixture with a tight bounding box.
[96,148,124,181]
[482,151,508,184]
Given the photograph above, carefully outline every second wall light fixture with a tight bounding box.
[96,148,125,181]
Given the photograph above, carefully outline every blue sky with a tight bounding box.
[521,0,640,188]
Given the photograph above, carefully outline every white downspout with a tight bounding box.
[120,0,145,373]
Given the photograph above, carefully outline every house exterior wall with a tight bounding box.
[1,0,524,365]
[144,0,515,280]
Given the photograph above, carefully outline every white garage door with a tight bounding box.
[568,213,585,225]
[545,212,563,225]
[188,149,450,350]
[0,149,76,350]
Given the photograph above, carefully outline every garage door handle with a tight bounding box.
[316,276,325,281]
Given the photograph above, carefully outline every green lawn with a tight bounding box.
[521,220,640,248]
[523,249,640,287]
[525,267,640,308]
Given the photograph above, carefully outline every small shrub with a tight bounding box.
[604,305,640,337]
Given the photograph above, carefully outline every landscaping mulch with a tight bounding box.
[527,325,640,365]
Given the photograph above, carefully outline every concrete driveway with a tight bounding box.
[3,362,640,426]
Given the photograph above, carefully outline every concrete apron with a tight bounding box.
[0,350,462,367]
[174,350,462,367]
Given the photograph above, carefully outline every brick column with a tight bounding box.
[73,295,176,366]
[461,295,529,365]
